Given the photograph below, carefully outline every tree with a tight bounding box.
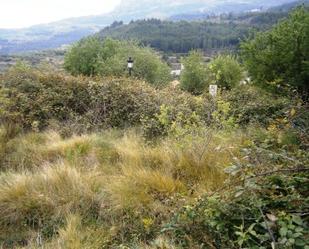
[64,37,171,86]
[180,51,208,95]
[64,36,108,76]
[241,7,309,94]
[208,55,243,89]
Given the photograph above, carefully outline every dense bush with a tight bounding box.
[0,65,212,136]
[0,65,89,130]
[222,85,294,126]
[0,65,299,137]
[165,172,309,248]
[0,65,161,131]
[64,37,171,86]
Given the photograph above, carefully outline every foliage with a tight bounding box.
[161,127,309,248]
[241,7,309,94]
[165,172,309,248]
[64,37,171,86]
[212,99,238,130]
[208,55,243,89]
[222,85,296,126]
[64,36,107,76]
[0,65,161,131]
[180,51,209,95]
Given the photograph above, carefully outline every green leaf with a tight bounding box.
[295,239,306,246]
[279,227,288,237]
[292,215,303,226]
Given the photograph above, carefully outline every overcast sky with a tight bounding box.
[0,0,121,29]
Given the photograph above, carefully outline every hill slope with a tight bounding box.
[0,0,299,54]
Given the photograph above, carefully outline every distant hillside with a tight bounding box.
[268,0,309,11]
[170,0,309,21]
[98,1,308,54]
[0,0,298,54]
[0,29,93,54]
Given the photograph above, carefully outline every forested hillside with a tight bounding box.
[97,1,309,53]
[99,19,250,53]
[98,6,302,53]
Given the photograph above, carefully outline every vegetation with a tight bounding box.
[241,7,309,95]
[180,51,209,95]
[208,54,243,89]
[64,37,171,86]
[180,52,243,94]
[0,6,308,249]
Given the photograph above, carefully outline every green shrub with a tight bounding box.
[64,36,108,76]
[165,171,309,248]
[241,7,309,94]
[0,66,89,130]
[64,37,171,86]
[208,54,243,89]
[0,66,215,136]
[141,88,214,139]
[180,51,209,95]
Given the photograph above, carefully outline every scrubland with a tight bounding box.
[0,65,307,248]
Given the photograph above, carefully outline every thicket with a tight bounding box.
[0,63,296,138]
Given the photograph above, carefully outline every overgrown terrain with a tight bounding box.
[0,6,308,249]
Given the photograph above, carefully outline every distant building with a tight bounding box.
[170,63,184,77]
[250,8,262,13]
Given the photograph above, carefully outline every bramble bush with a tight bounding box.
[1,65,300,138]
[0,65,214,137]
[221,85,294,126]
[0,65,160,132]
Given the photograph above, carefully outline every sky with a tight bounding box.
[0,0,121,29]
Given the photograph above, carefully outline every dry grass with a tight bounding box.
[0,163,98,244]
[0,127,248,247]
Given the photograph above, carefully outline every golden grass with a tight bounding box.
[0,128,249,247]
[0,163,97,238]
[106,167,186,210]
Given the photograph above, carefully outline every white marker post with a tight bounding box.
[209,85,218,97]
